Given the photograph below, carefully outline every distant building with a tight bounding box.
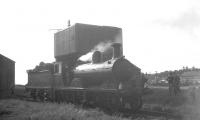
[180,71,200,85]
[0,54,15,98]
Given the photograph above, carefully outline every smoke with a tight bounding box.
[78,41,112,62]
[78,52,93,62]
[93,41,113,52]
[78,31,122,62]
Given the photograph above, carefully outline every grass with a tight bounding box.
[0,99,131,120]
[0,99,174,120]
[142,86,200,119]
[2,86,200,120]
[143,87,188,106]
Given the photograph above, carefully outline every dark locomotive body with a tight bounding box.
[26,23,146,112]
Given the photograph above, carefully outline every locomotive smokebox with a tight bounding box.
[112,43,122,59]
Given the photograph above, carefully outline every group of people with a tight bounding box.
[167,72,181,96]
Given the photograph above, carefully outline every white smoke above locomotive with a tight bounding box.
[78,31,122,62]
[78,41,113,62]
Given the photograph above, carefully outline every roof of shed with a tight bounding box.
[0,54,15,63]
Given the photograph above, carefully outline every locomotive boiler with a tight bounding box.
[26,23,146,112]
[73,43,142,92]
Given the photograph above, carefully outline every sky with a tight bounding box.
[0,0,200,84]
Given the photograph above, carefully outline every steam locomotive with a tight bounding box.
[25,23,147,112]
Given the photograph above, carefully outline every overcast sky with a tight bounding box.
[0,0,200,84]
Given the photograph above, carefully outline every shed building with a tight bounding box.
[0,54,15,98]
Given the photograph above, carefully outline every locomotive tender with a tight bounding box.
[26,23,146,112]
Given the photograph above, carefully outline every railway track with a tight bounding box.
[136,110,182,119]
[119,109,182,119]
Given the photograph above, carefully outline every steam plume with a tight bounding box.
[78,32,122,62]
[78,40,112,62]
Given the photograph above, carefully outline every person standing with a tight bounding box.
[167,72,174,96]
[174,72,181,95]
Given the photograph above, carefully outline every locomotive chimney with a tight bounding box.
[92,51,102,63]
[112,43,122,59]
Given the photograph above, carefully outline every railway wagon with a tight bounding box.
[26,23,146,112]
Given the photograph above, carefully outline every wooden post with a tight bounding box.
[50,64,55,102]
